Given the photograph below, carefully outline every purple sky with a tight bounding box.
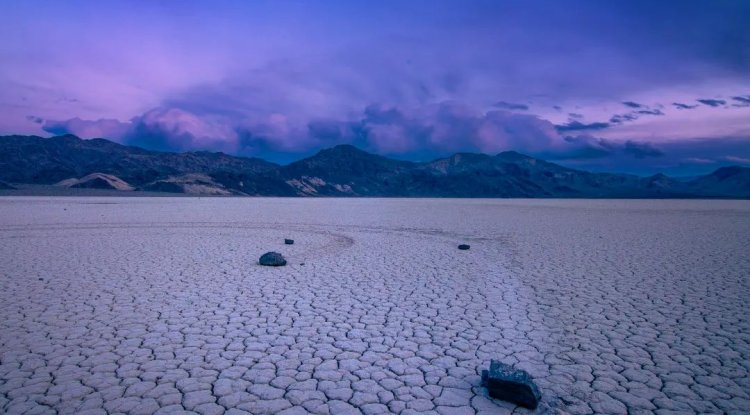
[1,0,749,175]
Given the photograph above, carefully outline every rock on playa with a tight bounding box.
[285,238,295,245]
[259,251,287,266]
[482,360,542,409]
[458,244,470,250]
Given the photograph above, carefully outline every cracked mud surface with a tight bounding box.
[0,198,748,414]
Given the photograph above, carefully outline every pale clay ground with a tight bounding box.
[0,198,748,415]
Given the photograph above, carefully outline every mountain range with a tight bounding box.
[1,134,748,198]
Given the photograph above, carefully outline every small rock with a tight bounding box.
[482,360,541,409]
[458,244,470,250]
[284,239,294,245]
[259,252,287,267]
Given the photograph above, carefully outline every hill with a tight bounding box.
[1,135,747,198]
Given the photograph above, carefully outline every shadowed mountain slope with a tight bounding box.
[1,135,747,198]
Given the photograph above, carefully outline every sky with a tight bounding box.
[1,0,749,175]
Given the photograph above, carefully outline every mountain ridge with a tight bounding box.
[1,134,748,198]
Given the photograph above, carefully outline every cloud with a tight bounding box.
[555,121,610,132]
[354,102,561,156]
[697,98,727,107]
[732,95,750,107]
[606,106,666,125]
[128,108,238,152]
[550,136,664,161]
[493,101,529,111]
[636,109,664,116]
[42,117,131,141]
[42,108,239,153]
[725,155,750,164]
[672,102,698,109]
[685,157,714,164]
[609,113,639,124]
[556,135,617,159]
[623,140,664,158]
[622,101,644,108]
[34,99,750,176]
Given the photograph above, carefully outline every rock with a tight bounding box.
[481,360,541,409]
[259,252,287,267]
[285,239,294,245]
[458,244,470,250]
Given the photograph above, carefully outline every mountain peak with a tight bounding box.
[496,150,534,161]
[324,144,370,155]
[51,134,83,142]
[710,165,748,179]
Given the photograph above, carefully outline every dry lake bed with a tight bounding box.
[0,197,748,415]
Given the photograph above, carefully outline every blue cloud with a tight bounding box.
[493,101,529,111]
[672,102,698,109]
[697,99,727,107]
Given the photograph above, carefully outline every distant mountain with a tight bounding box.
[279,145,416,196]
[1,134,748,198]
[0,134,277,185]
[686,166,750,197]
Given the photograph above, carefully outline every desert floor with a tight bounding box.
[1,198,748,414]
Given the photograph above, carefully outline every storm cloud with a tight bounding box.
[1,0,750,175]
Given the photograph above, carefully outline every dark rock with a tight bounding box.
[284,239,294,245]
[458,244,470,250]
[259,251,287,267]
[482,360,541,409]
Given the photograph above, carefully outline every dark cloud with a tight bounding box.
[672,102,698,109]
[607,107,665,125]
[636,109,664,116]
[557,136,750,176]
[37,100,750,176]
[697,98,727,107]
[568,113,583,119]
[609,113,639,124]
[551,136,664,161]
[623,141,664,158]
[731,95,750,107]
[493,101,529,111]
[25,115,43,124]
[555,121,610,132]
[544,136,668,170]
[622,101,644,108]
[556,135,617,159]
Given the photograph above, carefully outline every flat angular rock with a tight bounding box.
[284,239,294,245]
[458,244,470,250]
[259,251,287,266]
[481,360,541,409]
